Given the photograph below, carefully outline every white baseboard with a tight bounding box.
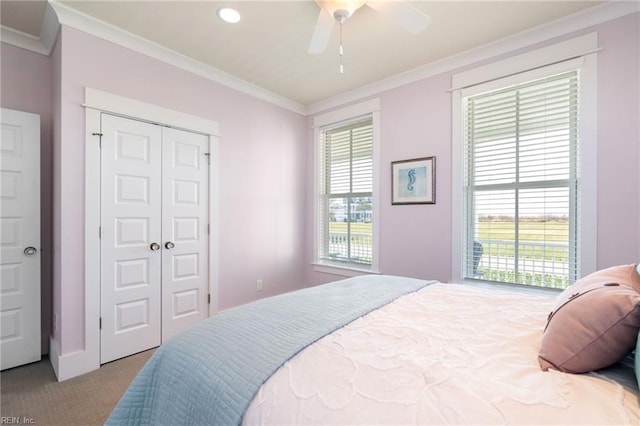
[48,337,99,381]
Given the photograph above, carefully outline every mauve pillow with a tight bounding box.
[635,332,640,386]
[538,264,640,373]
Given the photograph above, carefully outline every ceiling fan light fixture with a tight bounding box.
[217,7,241,24]
[318,0,366,21]
[332,9,350,23]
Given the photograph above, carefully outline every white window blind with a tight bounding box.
[319,116,373,267]
[463,70,579,288]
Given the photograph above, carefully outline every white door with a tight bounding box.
[100,115,209,363]
[100,115,163,363]
[161,127,209,341]
[0,108,41,370]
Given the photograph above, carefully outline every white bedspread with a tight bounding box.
[243,283,640,425]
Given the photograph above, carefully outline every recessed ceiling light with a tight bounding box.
[217,7,241,24]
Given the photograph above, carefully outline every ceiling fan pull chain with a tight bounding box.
[339,18,344,75]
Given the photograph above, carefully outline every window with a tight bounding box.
[462,70,580,288]
[317,116,374,270]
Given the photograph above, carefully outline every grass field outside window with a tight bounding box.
[475,217,571,288]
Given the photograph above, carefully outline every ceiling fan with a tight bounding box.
[308,0,432,55]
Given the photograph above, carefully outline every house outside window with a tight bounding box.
[313,100,380,274]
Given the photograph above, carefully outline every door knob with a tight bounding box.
[24,246,38,256]
[164,241,175,249]
[150,242,161,251]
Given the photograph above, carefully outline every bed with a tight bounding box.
[107,272,640,425]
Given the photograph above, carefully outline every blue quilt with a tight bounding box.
[106,274,435,425]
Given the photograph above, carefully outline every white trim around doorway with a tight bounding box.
[53,87,221,380]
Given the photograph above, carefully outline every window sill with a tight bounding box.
[312,262,381,278]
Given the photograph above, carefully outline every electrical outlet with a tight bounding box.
[256,279,263,291]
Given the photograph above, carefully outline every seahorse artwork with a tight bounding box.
[407,169,416,191]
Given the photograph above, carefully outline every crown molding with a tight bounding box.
[1,1,59,56]
[40,3,61,54]
[47,1,306,115]
[1,25,49,56]
[1,1,305,114]
[305,0,640,115]
[2,1,637,116]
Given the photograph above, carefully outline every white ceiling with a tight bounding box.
[1,1,611,108]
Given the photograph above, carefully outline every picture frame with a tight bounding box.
[391,156,436,205]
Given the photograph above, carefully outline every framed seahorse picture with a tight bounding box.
[391,156,435,205]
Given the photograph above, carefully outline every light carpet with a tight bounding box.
[1,349,154,425]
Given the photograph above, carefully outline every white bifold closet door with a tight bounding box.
[100,114,209,364]
[0,108,41,370]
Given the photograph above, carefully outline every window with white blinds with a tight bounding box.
[318,116,373,267]
[463,70,579,288]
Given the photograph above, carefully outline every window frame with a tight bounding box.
[312,99,381,276]
[451,37,598,286]
[463,70,580,286]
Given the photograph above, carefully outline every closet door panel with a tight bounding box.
[100,115,162,363]
[161,127,209,341]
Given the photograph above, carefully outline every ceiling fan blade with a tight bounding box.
[367,1,431,35]
[308,8,335,54]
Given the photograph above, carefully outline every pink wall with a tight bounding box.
[594,13,640,268]
[305,12,640,286]
[377,73,453,282]
[52,27,307,354]
[1,43,53,354]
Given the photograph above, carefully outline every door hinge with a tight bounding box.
[207,294,211,304]
[92,132,103,148]
[207,224,210,235]
[204,152,210,164]
[99,317,102,329]
[98,226,101,238]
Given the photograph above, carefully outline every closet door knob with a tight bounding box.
[164,241,175,249]
[24,246,37,256]
[150,242,161,251]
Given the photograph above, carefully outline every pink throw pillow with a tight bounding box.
[538,264,640,373]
